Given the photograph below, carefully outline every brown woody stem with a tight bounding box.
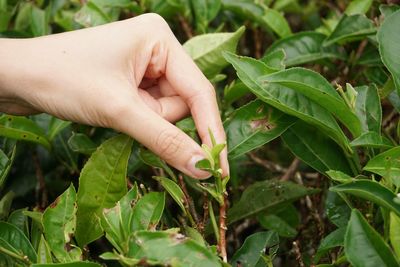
[218,191,228,262]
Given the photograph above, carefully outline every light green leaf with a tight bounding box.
[345,209,399,267]
[74,1,109,27]
[0,115,51,149]
[258,67,361,137]
[350,131,393,148]
[228,179,318,224]
[191,0,221,33]
[0,146,15,189]
[43,184,81,262]
[282,122,353,175]
[224,52,351,153]
[324,14,376,46]
[262,7,292,38]
[260,49,285,71]
[47,118,71,141]
[183,26,245,78]
[0,221,37,263]
[345,0,373,15]
[76,134,132,246]
[390,212,400,259]
[129,230,220,266]
[130,192,165,231]
[0,191,15,220]
[32,262,102,267]
[154,176,186,214]
[326,170,353,183]
[379,4,400,18]
[377,9,400,95]
[231,231,279,267]
[37,235,53,264]
[225,100,296,159]
[364,146,400,180]
[30,6,48,37]
[263,32,346,67]
[330,179,400,217]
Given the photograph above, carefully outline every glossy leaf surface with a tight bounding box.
[364,146,400,178]
[130,192,165,231]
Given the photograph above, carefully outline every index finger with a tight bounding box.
[165,38,229,177]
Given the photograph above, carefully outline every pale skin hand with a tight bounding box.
[0,13,229,179]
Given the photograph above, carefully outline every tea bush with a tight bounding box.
[1,0,400,266]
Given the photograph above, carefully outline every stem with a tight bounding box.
[0,246,31,265]
[200,192,209,235]
[218,191,228,263]
[209,200,219,242]
[178,175,200,227]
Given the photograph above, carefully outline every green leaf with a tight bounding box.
[67,132,97,155]
[315,227,346,263]
[129,230,220,266]
[281,121,353,175]
[231,231,279,267]
[183,26,245,78]
[32,262,102,267]
[139,148,175,180]
[191,0,221,33]
[345,209,399,267]
[0,191,15,220]
[0,145,16,189]
[260,49,285,71]
[324,14,376,46]
[355,85,382,134]
[225,100,296,159]
[37,235,53,264]
[390,212,400,259]
[76,134,132,247]
[326,170,353,183]
[224,53,351,153]
[228,179,318,224]
[377,9,400,95]
[264,31,346,67]
[330,179,400,217]
[325,191,352,228]
[43,184,81,262]
[74,1,109,27]
[0,221,37,263]
[30,6,48,37]
[47,118,71,141]
[350,131,393,148]
[154,176,186,214]
[380,4,400,18]
[258,213,297,238]
[258,67,361,137]
[345,0,373,15]
[221,0,291,38]
[130,192,165,231]
[364,146,400,180]
[0,115,51,149]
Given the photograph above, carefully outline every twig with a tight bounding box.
[178,175,200,227]
[281,158,300,181]
[33,152,47,210]
[253,28,262,59]
[248,152,285,172]
[178,15,193,39]
[218,191,228,263]
[292,240,305,267]
[200,192,209,235]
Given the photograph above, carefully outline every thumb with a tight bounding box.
[117,103,210,179]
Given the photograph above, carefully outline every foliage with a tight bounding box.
[1,0,400,266]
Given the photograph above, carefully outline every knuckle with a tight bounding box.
[155,130,184,160]
[141,13,170,30]
[104,100,131,127]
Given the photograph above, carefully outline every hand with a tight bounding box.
[0,13,229,179]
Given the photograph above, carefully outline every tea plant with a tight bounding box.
[1,0,400,266]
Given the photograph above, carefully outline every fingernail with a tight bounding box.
[187,155,211,179]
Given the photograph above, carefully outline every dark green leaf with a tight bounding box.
[76,134,132,246]
[377,9,400,95]
[282,121,353,175]
[228,179,318,224]
[224,100,296,159]
[264,32,346,67]
[0,115,51,149]
[260,49,285,71]
[390,212,400,258]
[345,209,399,267]
[0,221,37,263]
[7,208,29,238]
[30,6,48,37]
[183,26,245,78]
[191,0,221,33]
[314,227,346,263]
[330,179,400,217]
[0,191,15,220]
[224,53,351,153]
[258,67,361,137]
[355,85,382,134]
[325,191,351,228]
[67,132,97,155]
[32,262,102,267]
[258,212,297,238]
[324,14,376,46]
[231,231,279,267]
[0,143,15,189]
